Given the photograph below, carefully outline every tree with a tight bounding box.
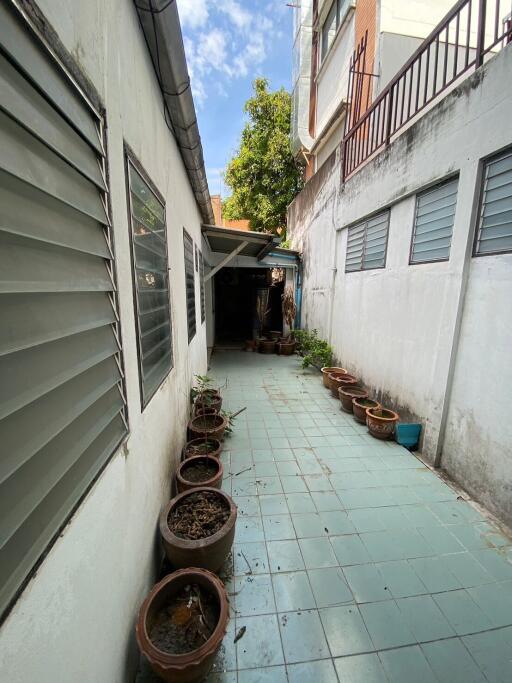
[223,78,304,236]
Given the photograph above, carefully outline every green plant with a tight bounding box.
[220,407,247,437]
[293,329,333,369]
[190,374,214,403]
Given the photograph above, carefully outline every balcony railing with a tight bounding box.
[342,0,512,180]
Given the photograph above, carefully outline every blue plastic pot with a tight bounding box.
[396,423,421,450]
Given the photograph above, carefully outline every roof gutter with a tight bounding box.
[133,0,214,224]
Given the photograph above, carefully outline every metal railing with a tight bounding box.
[342,0,512,180]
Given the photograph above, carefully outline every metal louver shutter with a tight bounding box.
[0,4,127,618]
[411,178,458,263]
[345,211,389,272]
[200,252,206,324]
[475,148,512,255]
[183,229,196,341]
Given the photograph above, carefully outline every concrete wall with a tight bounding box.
[0,2,208,682]
[288,45,512,526]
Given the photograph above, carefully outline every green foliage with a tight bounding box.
[223,78,304,237]
[190,374,214,403]
[293,329,333,369]
[280,238,291,249]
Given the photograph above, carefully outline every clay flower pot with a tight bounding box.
[322,367,347,389]
[176,456,223,493]
[269,330,282,340]
[194,390,222,414]
[338,386,368,413]
[352,397,381,424]
[188,414,228,441]
[194,407,218,418]
[259,339,276,354]
[277,341,296,356]
[160,488,237,572]
[329,372,358,398]
[245,339,256,352]
[136,567,229,683]
[183,438,222,459]
[366,407,399,440]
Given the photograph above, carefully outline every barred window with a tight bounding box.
[410,178,458,264]
[475,147,512,255]
[345,211,390,272]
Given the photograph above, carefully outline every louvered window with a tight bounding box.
[183,229,196,341]
[345,211,389,272]
[0,4,127,617]
[475,148,512,255]
[410,178,458,264]
[199,252,206,324]
[126,158,172,406]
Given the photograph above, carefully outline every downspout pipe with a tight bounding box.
[133,0,214,224]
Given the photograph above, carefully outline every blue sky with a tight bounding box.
[177,0,293,198]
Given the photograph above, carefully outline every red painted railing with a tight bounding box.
[342,0,512,180]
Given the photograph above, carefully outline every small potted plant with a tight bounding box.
[339,386,368,413]
[366,407,399,439]
[176,456,223,493]
[160,488,237,571]
[188,413,228,441]
[183,438,222,459]
[192,375,222,414]
[352,397,381,424]
[136,568,229,683]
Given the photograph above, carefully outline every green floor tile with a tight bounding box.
[256,477,283,495]
[236,516,265,544]
[308,566,354,607]
[234,542,269,575]
[442,552,494,588]
[299,537,338,569]
[359,599,416,649]
[433,589,492,635]
[320,510,356,536]
[280,475,308,493]
[463,627,512,682]
[288,659,338,683]
[267,539,305,573]
[272,571,316,612]
[422,638,486,683]
[467,581,512,628]
[348,508,387,533]
[409,556,462,593]
[320,604,373,657]
[334,653,388,682]
[471,548,512,581]
[395,594,455,641]
[235,574,276,617]
[285,492,316,513]
[276,461,301,476]
[311,491,344,511]
[343,564,390,603]
[376,559,428,598]
[234,496,262,517]
[330,534,371,566]
[379,645,437,682]
[279,609,330,663]
[292,513,328,538]
[417,524,464,554]
[259,494,289,516]
[238,666,287,683]
[236,614,284,669]
[263,514,296,541]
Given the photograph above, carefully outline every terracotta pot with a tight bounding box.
[366,407,399,440]
[329,372,358,398]
[176,456,223,493]
[245,339,256,352]
[188,414,228,441]
[322,367,347,389]
[194,390,222,414]
[136,567,229,683]
[278,341,296,356]
[194,407,218,418]
[160,488,237,572]
[269,330,282,340]
[352,397,381,424]
[183,438,222,460]
[259,339,276,354]
[338,386,368,413]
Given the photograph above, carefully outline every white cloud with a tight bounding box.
[177,0,209,29]
[181,0,286,104]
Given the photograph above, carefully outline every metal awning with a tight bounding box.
[202,224,281,261]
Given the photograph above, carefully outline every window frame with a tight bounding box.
[199,250,206,324]
[473,145,512,258]
[320,0,354,66]
[345,209,390,273]
[409,176,459,266]
[125,147,173,409]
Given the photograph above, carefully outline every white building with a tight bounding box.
[288,0,512,527]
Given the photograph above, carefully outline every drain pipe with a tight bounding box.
[326,193,338,345]
[133,0,214,224]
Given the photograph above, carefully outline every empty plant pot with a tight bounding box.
[278,341,296,356]
[322,367,347,389]
[183,438,222,460]
[352,397,381,424]
[259,339,276,354]
[176,456,223,493]
[366,407,399,440]
[339,386,368,413]
[160,488,237,572]
[188,414,228,441]
[195,390,222,414]
[136,567,229,683]
[329,372,358,398]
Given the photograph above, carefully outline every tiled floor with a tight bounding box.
[139,351,512,682]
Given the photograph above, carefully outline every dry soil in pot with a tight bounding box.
[177,457,223,493]
[168,490,230,541]
[188,414,227,441]
[183,438,222,459]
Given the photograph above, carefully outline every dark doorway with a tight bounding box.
[214,267,284,346]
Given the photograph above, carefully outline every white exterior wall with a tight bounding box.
[288,45,512,526]
[380,0,455,37]
[0,2,208,682]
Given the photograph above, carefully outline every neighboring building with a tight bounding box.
[210,194,250,231]
[293,0,457,176]
[287,0,512,526]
